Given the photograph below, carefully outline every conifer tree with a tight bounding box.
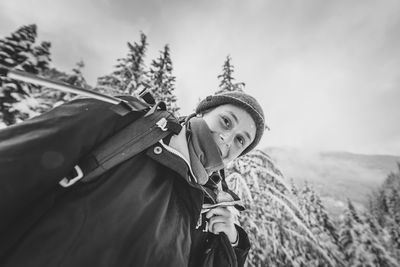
[37,60,91,111]
[97,32,148,95]
[298,183,340,245]
[68,60,90,89]
[339,200,399,267]
[215,55,245,94]
[225,150,340,267]
[27,41,52,99]
[0,24,48,125]
[147,45,179,115]
[338,201,361,264]
[368,165,400,261]
[0,24,37,69]
[33,41,51,74]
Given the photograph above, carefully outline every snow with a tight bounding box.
[0,121,7,129]
[0,51,11,57]
[10,97,41,119]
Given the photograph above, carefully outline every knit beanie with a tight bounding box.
[195,91,265,156]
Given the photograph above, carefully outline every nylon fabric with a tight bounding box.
[186,117,224,185]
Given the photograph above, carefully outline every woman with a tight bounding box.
[0,91,265,266]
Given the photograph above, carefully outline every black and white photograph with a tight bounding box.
[1,0,399,266]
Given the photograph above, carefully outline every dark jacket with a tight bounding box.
[0,97,249,266]
[189,175,251,267]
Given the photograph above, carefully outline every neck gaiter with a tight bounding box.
[186,117,224,185]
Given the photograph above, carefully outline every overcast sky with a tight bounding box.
[1,0,399,155]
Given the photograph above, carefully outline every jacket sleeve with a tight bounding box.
[233,225,251,267]
[0,96,142,230]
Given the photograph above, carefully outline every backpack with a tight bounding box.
[0,92,182,258]
[59,91,182,187]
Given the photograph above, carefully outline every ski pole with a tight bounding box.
[0,65,134,115]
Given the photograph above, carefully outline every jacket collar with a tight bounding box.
[145,141,198,185]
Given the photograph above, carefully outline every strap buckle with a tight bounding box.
[59,165,84,187]
[156,118,168,131]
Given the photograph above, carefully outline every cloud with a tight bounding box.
[1,0,399,155]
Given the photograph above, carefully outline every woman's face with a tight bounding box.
[202,104,256,166]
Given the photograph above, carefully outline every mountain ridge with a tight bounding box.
[263,146,400,217]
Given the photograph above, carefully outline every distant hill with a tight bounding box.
[264,147,400,217]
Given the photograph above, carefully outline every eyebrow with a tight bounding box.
[228,111,238,124]
[227,111,252,142]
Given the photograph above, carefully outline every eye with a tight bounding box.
[236,135,245,146]
[221,116,231,129]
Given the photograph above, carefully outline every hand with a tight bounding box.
[205,206,238,244]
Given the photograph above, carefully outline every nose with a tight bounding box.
[219,132,234,148]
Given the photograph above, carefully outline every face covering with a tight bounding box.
[186,116,224,185]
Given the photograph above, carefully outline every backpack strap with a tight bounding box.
[109,94,150,116]
[59,109,182,187]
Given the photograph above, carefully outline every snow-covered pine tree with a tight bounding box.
[147,45,179,115]
[38,60,91,111]
[37,67,70,110]
[296,182,343,264]
[368,165,400,261]
[225,150,340,266]
[97,32,148,95]
[0,24,37,69]
[68,60,90,89]
[338,200,399,267]
[27,41,52,99]
[312,191,340,245]
[298,183,339,243]
[215,55,245,94]
[33,41,51,74]
[0,24,49,125]
[338,201,355,264]
[357,218,399,267]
